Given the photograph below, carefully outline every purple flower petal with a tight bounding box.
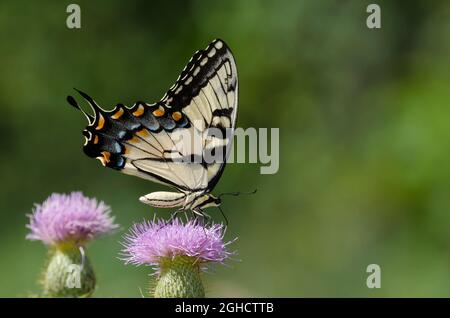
[26,192,118,245]
[121,218,235,270]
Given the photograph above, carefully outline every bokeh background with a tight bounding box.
[1,0,450,297]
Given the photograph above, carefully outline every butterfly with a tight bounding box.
[67,39,238,218]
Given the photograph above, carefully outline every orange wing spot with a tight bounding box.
[96,151,111,166]
[111,108,124,119]
[172,111,182,121]
[136,129,149,137]
[128,136,140,143]
[123,146,130,154]
[96,114,105,130]
[153,106,165,117]
[102,151,111,163]
[132,105,145,117]
[93,135,99,144]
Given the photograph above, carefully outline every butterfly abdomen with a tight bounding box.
[139,191,186,208]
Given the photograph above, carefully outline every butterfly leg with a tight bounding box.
[155,208,185,233]
[191,209,212,227]
[166,207,184,224]
[200,209,212,221]
[194,209,212,236]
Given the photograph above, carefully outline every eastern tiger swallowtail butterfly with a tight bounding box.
[67,39,238,217]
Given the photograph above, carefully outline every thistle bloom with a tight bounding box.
[26,192,118,297]
[27,191,118,246]
[122,218,235,298]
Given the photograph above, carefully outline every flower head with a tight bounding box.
[26,192,118,246]
[122,218,234,271]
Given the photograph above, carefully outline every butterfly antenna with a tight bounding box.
[218,188,258,199]
[67,92,94,124]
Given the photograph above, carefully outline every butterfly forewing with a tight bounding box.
[71,39,238,194]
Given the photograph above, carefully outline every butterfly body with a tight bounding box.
[69,39,237,214]
[139,191,221,213]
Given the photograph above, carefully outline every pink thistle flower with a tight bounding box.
[26,192,118,246]
[122,218,235,272]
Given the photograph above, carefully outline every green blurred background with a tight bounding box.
[1,0,450,297]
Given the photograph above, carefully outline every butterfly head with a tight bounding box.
[212,195,222,206]
[190,193,221,210]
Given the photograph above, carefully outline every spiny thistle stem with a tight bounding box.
[154,256,205,298]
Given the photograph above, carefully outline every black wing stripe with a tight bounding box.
[215,73,230,109]
[207,81,223,111]
[199,90,214,123]
[211,78,225,109]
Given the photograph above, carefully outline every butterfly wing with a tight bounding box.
[69,39,238,193]
[160,39,238,191]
